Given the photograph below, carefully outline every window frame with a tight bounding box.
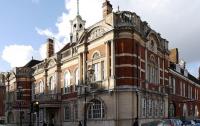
[88,99,105,119]
[64,71,71,94]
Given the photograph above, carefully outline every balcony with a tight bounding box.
[34,93,61,103]
[89,81,105,91]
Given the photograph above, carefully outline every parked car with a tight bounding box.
[141,120,165,126]
[194,119,200,124]
[163,119,182,126]
[182,120,195,126]
[141,119,183,126]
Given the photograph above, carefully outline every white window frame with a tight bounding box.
[49,76,55,93]
[88,100,105,119]
[39,81,44,93]
[74,69,79,92]
[64,71,70,94]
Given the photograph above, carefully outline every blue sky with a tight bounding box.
[0,0,66,70]
[0,0,200,77]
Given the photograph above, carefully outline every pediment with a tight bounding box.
[88,26,106,41]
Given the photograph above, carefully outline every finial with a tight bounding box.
[77,0,79,15]
[118,5,120,12]
[32,56,33,60]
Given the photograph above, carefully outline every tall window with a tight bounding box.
[64,104,71,120]
[93,63,100,81]
[39,81,44,93]
[180,81,182,96]
[160,100,164,116]
[183,82,185,97]
[169,103,175,117]
[172,78,176,94]
[147,55,158,84]
[64,71,70,94]
[49,76,55,92]
[88,99,105,119]
[91,52,104,82]
[149,99,153,116]
[142,98,146,117]
[35,83,39,94]
[74,69,79,91]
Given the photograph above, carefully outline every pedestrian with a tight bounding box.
[133,118,139,126]
[43,122,47,126]
[78,121,82,126]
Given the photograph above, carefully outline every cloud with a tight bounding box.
[35,0,200,75]
[1,45,37,68]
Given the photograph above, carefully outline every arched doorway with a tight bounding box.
[169,103,175,117]
[7,112,14,124]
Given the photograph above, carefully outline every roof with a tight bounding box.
[24,59,42,68]
[169,62,200,84]
[58,42,76,53]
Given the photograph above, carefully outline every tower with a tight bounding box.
[102,0,113,18]
[70,0,86,43]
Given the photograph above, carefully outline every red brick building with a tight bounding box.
[0,74,5,124]
[1,1,200,126]
[168,48,200,119]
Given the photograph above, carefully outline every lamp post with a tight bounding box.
[17,86,23,126]
[81,66,94,126]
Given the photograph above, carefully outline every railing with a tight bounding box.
[90,81,105,91]
[34,93,61,102]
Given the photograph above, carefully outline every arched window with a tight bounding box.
[64,71,70,93]
[169,103,175,117]
[147,55,158,84]
[74,69,79,91]
[39,81,44,93]
[49,76,55,93]
[91,52,104,82]
[88,99,105,119]
[7,112,14,123]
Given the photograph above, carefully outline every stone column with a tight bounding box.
[105,41,111,79]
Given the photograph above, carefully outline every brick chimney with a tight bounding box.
[46,38,54,58]
[102,0,113,18]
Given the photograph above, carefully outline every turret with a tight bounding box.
[70,0,86,43]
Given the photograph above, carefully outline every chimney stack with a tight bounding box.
[102,0,113,18]
[46,38,54,58]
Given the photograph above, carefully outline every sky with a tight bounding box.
[0,0,200,77]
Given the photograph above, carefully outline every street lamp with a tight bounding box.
[79,65,94,126]
[17,86,23,126]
